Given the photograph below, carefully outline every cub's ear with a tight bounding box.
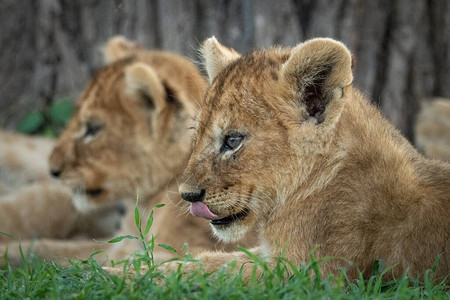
[282,38,353,123]
[124,62,166,112]
[201,36,241,83]
[103,36,141,63]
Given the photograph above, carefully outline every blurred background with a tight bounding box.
[0,0,449,143]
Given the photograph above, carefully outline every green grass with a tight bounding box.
[1,202,448,299]
[1,252,448,299]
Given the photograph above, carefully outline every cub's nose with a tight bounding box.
[180,189,206,203]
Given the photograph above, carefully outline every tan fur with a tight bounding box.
[160,37,450,283]
[102,35,142,64]
[0,130,55,187]
[415,98,450,161]
[201,36,241,84]
[0,130,122,244]
[0,183,122,242]
[1,36,253,266]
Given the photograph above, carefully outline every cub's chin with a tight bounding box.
[210,210,256,243]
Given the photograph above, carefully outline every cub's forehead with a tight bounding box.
[204,48,291,107]
[70,60,136,126]
[197,48,291,134]
[78,58,133,107]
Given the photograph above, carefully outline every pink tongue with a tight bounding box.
[190,202,221,220]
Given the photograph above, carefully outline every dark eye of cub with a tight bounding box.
[85,123,102,137]
[221,135,244,152]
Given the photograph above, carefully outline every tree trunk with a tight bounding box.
[0,0,449,143]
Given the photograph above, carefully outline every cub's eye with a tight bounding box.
[85,123,102,138]
[221,135,244,152]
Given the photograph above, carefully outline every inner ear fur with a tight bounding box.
[103,36,142,64]
[201,36,241,83]
[125,62,166,112]
[282,38,353,120]
[162,82,199,118]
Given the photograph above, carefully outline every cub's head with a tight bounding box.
[179,37,353,242]
[49,36,207,211]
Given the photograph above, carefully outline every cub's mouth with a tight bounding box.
[190,202,250,226]
[210,207,250,226]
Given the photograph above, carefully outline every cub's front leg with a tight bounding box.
[104,246,267,281]
[0,183,78,243]
[159,246,268,281]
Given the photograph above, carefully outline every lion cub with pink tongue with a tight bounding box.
[155,37,450,283]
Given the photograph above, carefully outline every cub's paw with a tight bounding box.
[157,259,201,275]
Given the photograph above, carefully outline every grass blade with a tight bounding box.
[0,232,16,240]
[144,210,154,236]
[134,198,140,230]
[108,235,139,243]
[158,244,178,254]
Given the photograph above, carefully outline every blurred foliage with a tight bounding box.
[16,99,74,138]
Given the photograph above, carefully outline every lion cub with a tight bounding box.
[169,37,449,282]
[1,36,252,266]
[0,130,122,244]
